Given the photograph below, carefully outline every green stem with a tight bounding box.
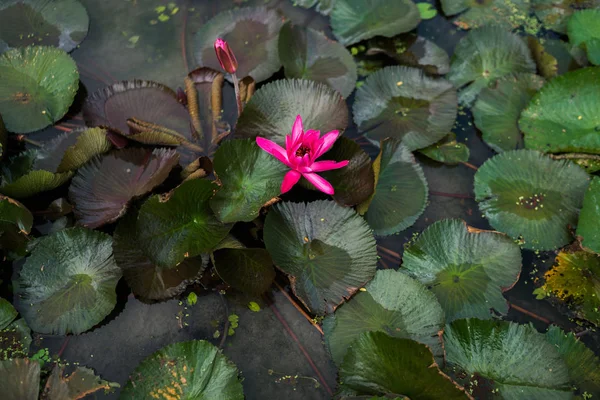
[231,73,243,117]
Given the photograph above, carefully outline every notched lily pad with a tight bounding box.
[214,248,276,296]
[418,132,470,164]
[577,176,600,254]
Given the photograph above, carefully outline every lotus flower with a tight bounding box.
[256,115,349,195]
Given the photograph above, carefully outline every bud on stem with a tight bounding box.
[214,38,238,74]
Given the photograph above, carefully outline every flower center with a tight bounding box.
[295,145,311,157]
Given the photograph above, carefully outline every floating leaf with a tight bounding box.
[113,210,208,301]
[0,318,31,360]
[330,0,421,46]
[292,0,336,15]
[473,73,545,153]
[402,219,522,322]
[520,67,600,154]
[577,176,600,254]
[444,318,572,398]
[278,22,357,98]
[14,227,122,335]
[236,79,349,146]
[323,269,445,365]
[339,332,470,399]
[121,340,244,399]
[137,179,231,268]
[0,298,17,331]
[69,148,179,228]
[214,248,276,296]
[194,6,283,83]
[0,195,32,237]
[417,2,437,19]
[441,0,533,31]
[447,26,536,105]
[43,364,119,400]
[264,200,377,314]
[353,66,457,150]
[532,0,600,34]
[418,132,470,164]
[0,358,39,400]
[474,149,589,250]
[362,139,428,236]
[210,139,287,223]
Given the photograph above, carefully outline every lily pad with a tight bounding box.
[361,139,428,236]
[323,269,445,365]
[121,340,244,399]
[447,26,536,105]
[444,318,573,398]
[263,200,377,314]
[137,179,231,268]
[0,299,17,330]
[113,210,208,301]
[0,0,89,53]
[0,195,32,237]
[474,149,589,250]
[532,0,600,34]
[210,139,287,223]
[473,73,545,153]
[339,332,470,399]
[577,176,600,254]
[0,358,39,400]
[441,0,533,31]
[235,79,349,146]
[14,227,122,335]
[194,6,283,83]
[0,318,31,360]
[418,133,470,164]
[402,219,522,322]
[520,67,600,154]
[353,66,457,151]
[44,364,119,399]
[330,0,421,46]
[0,46,79,133]
[213,248,276,296]
[68,148,179,228]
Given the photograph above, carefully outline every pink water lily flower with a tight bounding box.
[256,115,349,195]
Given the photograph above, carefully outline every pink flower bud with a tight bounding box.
[214,38,238,74]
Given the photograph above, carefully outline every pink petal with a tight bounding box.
[304,130,320,146]
[315,130,340,158]
[303,172,334,195]
[281,170,301,194]
[310,160,349,172]
[256,137,289,165]
[291,115,304,143]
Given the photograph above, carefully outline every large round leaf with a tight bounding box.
[210,139,287,223]
[235,79,349,146]
[441,0,532,30]
[194,6,283,83]
[0,46,78,133]
[473,73,545,153]
[577,176,600,254]
[339,332,470,399]
[362,139,428,236]
[323,269,445,365]
[0,0,89,53]
[213,248,276,296]
[444,318,572,399]
[447,26,536,105]
[69,148,179,228]
[264,200,377,314]
[120,340,244,399]
[137,179,231,268]
[278,22,357,98]
[474,149,589,251]
[14,227,122,335]
[353,66,457,151]
[568,9,600,65]
[330,0,421,46]
[0,358,39,400]
[520,67,600,154]
[402,219,522,322]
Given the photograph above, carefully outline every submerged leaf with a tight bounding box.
[214,248,276,296]
[0,358,39,400]
[441,0,534,31]
[418,132,470,164]
[577,176,600,254]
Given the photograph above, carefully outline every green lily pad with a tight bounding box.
[278,22,357,98]
[0,194,32,257]
[264,200,377,314]
[540,251,600,326]
[339,332,470,399]
[578,176,600,254]
[214,248,276,296]
[292,0,335,15]
[137,179,231,268]
[402,219,522,322]
[210,139,287,223]
[0,0,88,54]
[473,73,545,153]
[330,0,421,46]
[353,66,457,151]
[0,358,40,400]
[323,269,445,365]
[474,149,589,251]
[520,67,600,154]
[121,340,244,399]
[44,364,119,399]
[532,0,600,34]
[113,209,208,301]
[417,2,438,19]
[0,46,78,133]
[14,227,122,335]
[194,6,283,83]
[69,148,179,228]
[441,0,533,31]
[444,318,573,399]
[361,139,428,236]
[418,132,470,164]
[0,299,17,331]
[447,26,536,105]
[236,79,349,146]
